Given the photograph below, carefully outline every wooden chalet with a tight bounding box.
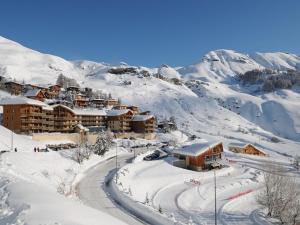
[47,84,61,98]
[74,93,89,108]
[228,143,267,156]
[107,109,133,133]
[5,81,23,95]
[0,97,54,133]
[127,105,139,114]
[173,142,224,171]
[24,88,45,102]
[52,105,106,133]
[105,98,119,107]
[91,98,105,108]
[66,86,80,93]
[131,114,155,133]
[113,105,128,110]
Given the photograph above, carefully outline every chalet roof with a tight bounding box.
[106,109,131,117]
[53,104,106,116]
[228,142,245,148]
[24,88,43,97]
[173,141,222,157]
[228,143,267,155]
[91,98,105,101]
[75,124,89,132]
[0,97,47,107]
[131,114,154,122]
[25,84,48,89]
[5,81,23,86]
[106,98,118,102]
[73,108,106,116]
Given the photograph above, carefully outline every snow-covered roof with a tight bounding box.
[132,114,154,122]
[0,97,47,107]
[53,104,106,116]
[24,88,42,97]
[75,124,89,132]
[229,143,267,154]
[173,141,222,157]
[106,109,131,117]
[73,108,106,116]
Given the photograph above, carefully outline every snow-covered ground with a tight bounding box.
[116,147,298,225]
[0,137,130,225]
[0,36,300,224]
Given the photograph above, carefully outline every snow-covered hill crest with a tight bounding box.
[0,35,300,143]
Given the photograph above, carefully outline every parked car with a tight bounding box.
[143,150,167,161]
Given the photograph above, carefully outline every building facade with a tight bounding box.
[173,142,224,171]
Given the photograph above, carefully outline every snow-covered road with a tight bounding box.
[77,153,145,225]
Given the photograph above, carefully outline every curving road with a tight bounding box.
[77,146,157,225]
[77,153,145,225]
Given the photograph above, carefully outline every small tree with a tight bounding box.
[158,205,163,214]
[144,192,150,205]
[294,155,300,170]
[257,164,300,224]
[74,145,85,164]
[92,131,113,156]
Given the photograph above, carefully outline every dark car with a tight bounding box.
[143,150,161,161]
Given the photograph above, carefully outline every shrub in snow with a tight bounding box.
[92,131,113,156]
[294,155,300,170]
[144,192,150,205]
[270,136,280,143]
[158,205,162,214]
[257,164,300,224]
[128,186,132,196]
[74,146,85,164]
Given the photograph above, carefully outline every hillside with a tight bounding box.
[0,36,300,145]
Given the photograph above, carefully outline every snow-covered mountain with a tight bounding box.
[0,36,300,145]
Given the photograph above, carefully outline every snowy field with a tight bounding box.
[115,144,299,225]
[0,134,130,225]
[0,36,300,224]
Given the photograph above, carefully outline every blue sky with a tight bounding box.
[0,0,299,67]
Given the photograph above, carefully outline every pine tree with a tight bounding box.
[92,131,113,156]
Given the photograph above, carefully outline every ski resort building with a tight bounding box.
[0,97,156,138]
[131,114,155,133]
[0,97,54,133]
[4,81,23,95]
[228,143,267,156]
[107,109,133,133]
[74,93,89,108]
[173,142,224,171]
[104,98,119,107]
[24,88,45,102]
[52,105,106,133]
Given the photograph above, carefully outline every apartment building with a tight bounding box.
[0,97,54,133]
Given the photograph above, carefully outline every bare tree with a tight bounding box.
[257,164,300,224]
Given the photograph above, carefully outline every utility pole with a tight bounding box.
[115,141,118,183]
[214,169,217,225]
[11,109,14,152]
[11,130,13,151]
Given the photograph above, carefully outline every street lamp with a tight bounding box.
[214,169,217,225]
[114,139,118,184]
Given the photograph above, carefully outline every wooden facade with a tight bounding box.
[25,89,45,102]
[229,144,266,156]
[47,85,61,99]
[174,142,224,171]
[1,98,155,136]
[105,99,119,107]
[5,81,23,95]
[131,115,155,133]
[107,110,133,133]
[74,94,89,108]
[2,104,54,133]
[52,105,106,133]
